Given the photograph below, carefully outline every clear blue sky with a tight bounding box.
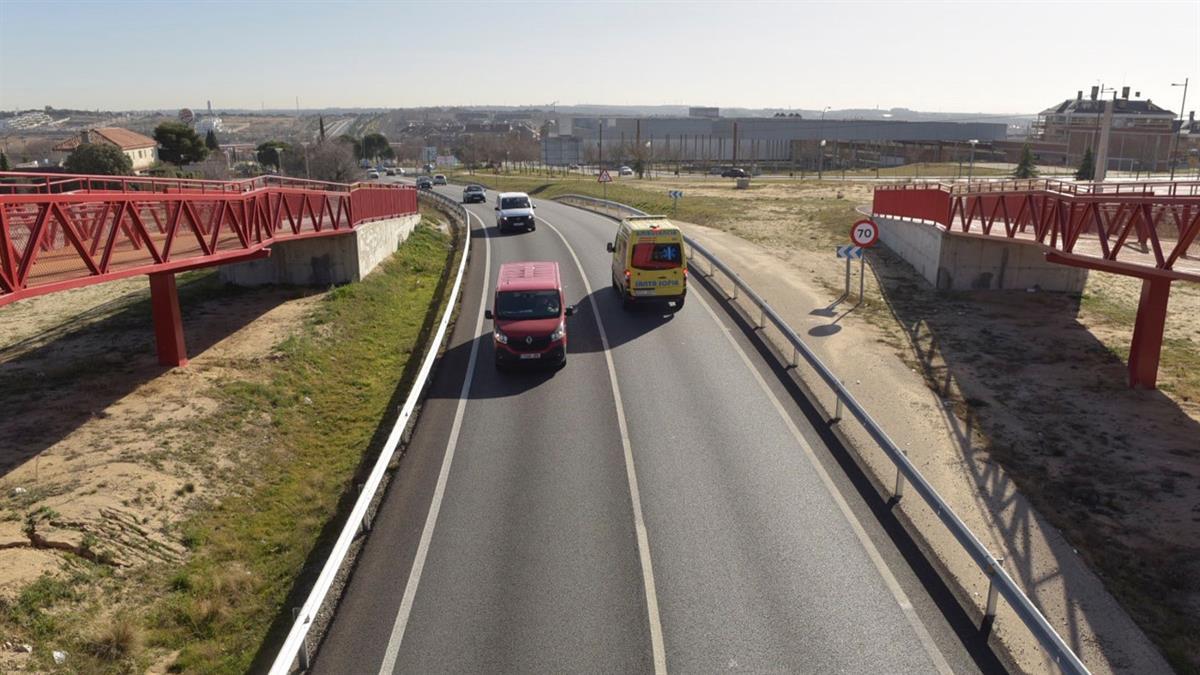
[1,0,1196,115]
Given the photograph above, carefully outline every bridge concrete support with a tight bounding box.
[873,215,1089,293]
[149,271,188,367]
[219,214,421,287]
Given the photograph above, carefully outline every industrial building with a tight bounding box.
[542,115,1007,167]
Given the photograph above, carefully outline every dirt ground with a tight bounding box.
[651,178,1198,672]
[0,274,322,670]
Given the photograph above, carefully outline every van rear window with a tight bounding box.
[632,242,682,270]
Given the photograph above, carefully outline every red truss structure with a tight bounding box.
[0,172,419,365]
[872,179,1200,389]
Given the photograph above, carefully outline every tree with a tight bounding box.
[64,143,132,175]
[256,141,291,169]
[154,121,208,165]
[335,135,362,161]
[1013,144,1038,179]
[307,141,357,182]
[361,133,393,161]
[319,116,327,142]
[204,129,220,151]
[0,151,8,171]
[1075,147,1095,181]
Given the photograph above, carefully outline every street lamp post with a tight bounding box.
[818,139,826,180]
[967,139,979,181]
[1170,78,1189,181]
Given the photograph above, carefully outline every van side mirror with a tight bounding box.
[531,204,536,209]
[484,309,494,320]
[606,242,614,253]
[494,206,500,210]
[565,305,576,316]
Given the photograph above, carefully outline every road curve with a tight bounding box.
[310,182,1000,674]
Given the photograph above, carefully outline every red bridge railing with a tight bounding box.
[871,179,1200,390]
[873,180,1200,281]
[0,172,418,307]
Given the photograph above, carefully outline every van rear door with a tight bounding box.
[628,233,685,297]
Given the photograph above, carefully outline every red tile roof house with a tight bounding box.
[53,127,159,173]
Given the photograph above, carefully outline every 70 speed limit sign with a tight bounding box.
[850,218,879,247]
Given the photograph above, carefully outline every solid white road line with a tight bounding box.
[377,209,490,675]
[690,290,953,675]
[538,214,669,675]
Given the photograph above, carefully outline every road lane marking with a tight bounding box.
[377,208,489,675]
[690,290,953,675]
[538,214,669,675]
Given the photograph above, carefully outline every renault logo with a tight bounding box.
[525,336,533,345]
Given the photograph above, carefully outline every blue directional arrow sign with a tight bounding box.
[836,245,864,260]
[668,190,684,199]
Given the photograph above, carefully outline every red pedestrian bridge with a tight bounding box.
[0,172,418,365]
[872,179,1200,388]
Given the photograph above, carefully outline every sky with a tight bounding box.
[0,0,1196,115]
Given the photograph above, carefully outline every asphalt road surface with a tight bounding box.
[311,182,1003,674]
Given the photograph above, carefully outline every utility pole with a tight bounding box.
[967,139,979,181]
[1095,93,1116,182]
[1170,78,1189,180]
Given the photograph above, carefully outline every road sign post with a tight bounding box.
[849,219,878,304]
[668,189,683,215]
[598,168,612,201]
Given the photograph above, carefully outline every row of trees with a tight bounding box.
[1010,144,1096,180]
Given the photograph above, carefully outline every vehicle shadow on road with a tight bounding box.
[0,275,311,485]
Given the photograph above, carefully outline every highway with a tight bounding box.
[311,182,1002,673]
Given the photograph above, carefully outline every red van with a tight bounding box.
[484,261,575,368]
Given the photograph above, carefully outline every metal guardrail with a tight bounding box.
[270,190,470,674]
[554,192,1090,675]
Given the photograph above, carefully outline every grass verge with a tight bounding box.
[0,222,455,673]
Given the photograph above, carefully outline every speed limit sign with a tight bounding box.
[850,219,879,247]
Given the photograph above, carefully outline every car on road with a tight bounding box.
[462,184,486,203]
[607,215,687,311]
[423,163,434,173]
[485,261,575,369]
[721,167,749,178]
[708,166,724,175]
[433,174,448,185]
[385,168,396,176]
[366,170,380,179]
[618,165,634,176]
[416,176,434,190]
[495,192,535,233]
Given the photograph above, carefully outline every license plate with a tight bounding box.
[634,290,657,296]
[519,353,541,360]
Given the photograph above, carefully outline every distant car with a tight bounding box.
[618,165,634,176]
[423,163,434,173]
[416,177,434,190]
[721,168,749,178]
[367,170,380,179]
[708,166,724,175]
[568,164,580,170]
[385,168,396,176]
[396,167,406,176]
[462,184,486,203]
[433,174,448,185]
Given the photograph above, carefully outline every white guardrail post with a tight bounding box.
[269,191,471,674]
[552,193,1091,675]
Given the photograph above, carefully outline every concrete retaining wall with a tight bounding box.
[873,215,1089,293]
[219,214,420,287]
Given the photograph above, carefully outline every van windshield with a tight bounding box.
[501,197,531,209]
[632,242,683,270]
[496,290,560,320]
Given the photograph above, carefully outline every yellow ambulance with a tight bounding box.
[606,216,687,311]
